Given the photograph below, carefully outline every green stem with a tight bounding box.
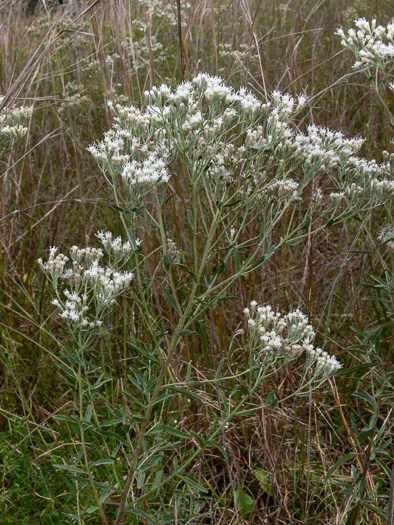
[77,362,110,525]
[114,202,223,525]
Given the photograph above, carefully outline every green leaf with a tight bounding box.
[137,470,145,489]
[176,263,196,279]
[180,329,196,337]
[362,502,386,520]
[53,415,78,425]
[251,255,265,269]
[99,488,111,504]
[287,237,303,246]
[265,391,277,407]
[264,245,276,262]
[124,508,157,524]
[216,259,225,275]
[123,390,146,408]
[134,206,146,215]
[324,453,354,484]
[224,198,241,208]
[90,480,117,490]
[53,464,87,475]
[147,393,173,407]
[235,488,255,516]
[156,280,180,314]
[164,386,205,403]
[350,249,375,255]
[219,389,228,413]
[138,454,165,472]
[92,428,129,447]
[91,376,113,391]
[152,470,163,490]
[101,417,126,427]
[108,204,123,216]
[84,405,93,423]
[187,210,195,230]
[66,474,89,487]
[215,443,227,459]
[335,362,377,376]
[147,424,194,440]
[375,458,392,478]
[216,294,238,303]
[234,249,241,272]
[177,474,209,493]
[91,459,115,467]
[352,392,376,407]
[255,470,273,495]
[128,341,160,365]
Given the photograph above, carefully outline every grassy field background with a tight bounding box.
[0,0,393,523]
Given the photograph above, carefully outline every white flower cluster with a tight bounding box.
[84,260,134,305]
[89,74,392,215]
[249,91,307,147]
[292,125,364,170]
[121,35,167,72]
[166,237,181,264]
[336,18,394,70]
[144,73,270,114]
[329,191,345,203]
[51,291,102,328]
[206,144,247,184]
[347,156,386,177]
[0,96,33,155]
[88,74,272,204]
[369,177,394,200]
[70,245,104,264]
[87,129,131,165]
[218,43,257,61]
[38,235,135,330]
[59,82,91,114]
[137,0,190,28]
[37,247,69,282]
[97,230,140,251]
[251,123,364,177]
[244,302,342,376]
[266,178,301,201]
[122,151,170,187]
[271,90,308,117]
[378,225,394,249]
[246,107,393,209]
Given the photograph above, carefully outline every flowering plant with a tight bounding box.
[38,73,392,524]
[0,96,32,159]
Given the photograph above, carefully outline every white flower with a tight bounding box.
[121,151,170,187]
[337,18,394,70]
[245,302,341,375]
[39,241,135,330]
[378,225,394,249]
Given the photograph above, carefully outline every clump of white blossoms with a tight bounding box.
[59,81,91,114]
[244,302,341,377]
[96,230,142,263]
[166,237,181,264]
[87,73,392,219]
[0,96,33,156]
[378,225,394,250]
[219,42,258,61]
[336,18,394,70]
[137,0,190,28]
[38,232,135,333]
